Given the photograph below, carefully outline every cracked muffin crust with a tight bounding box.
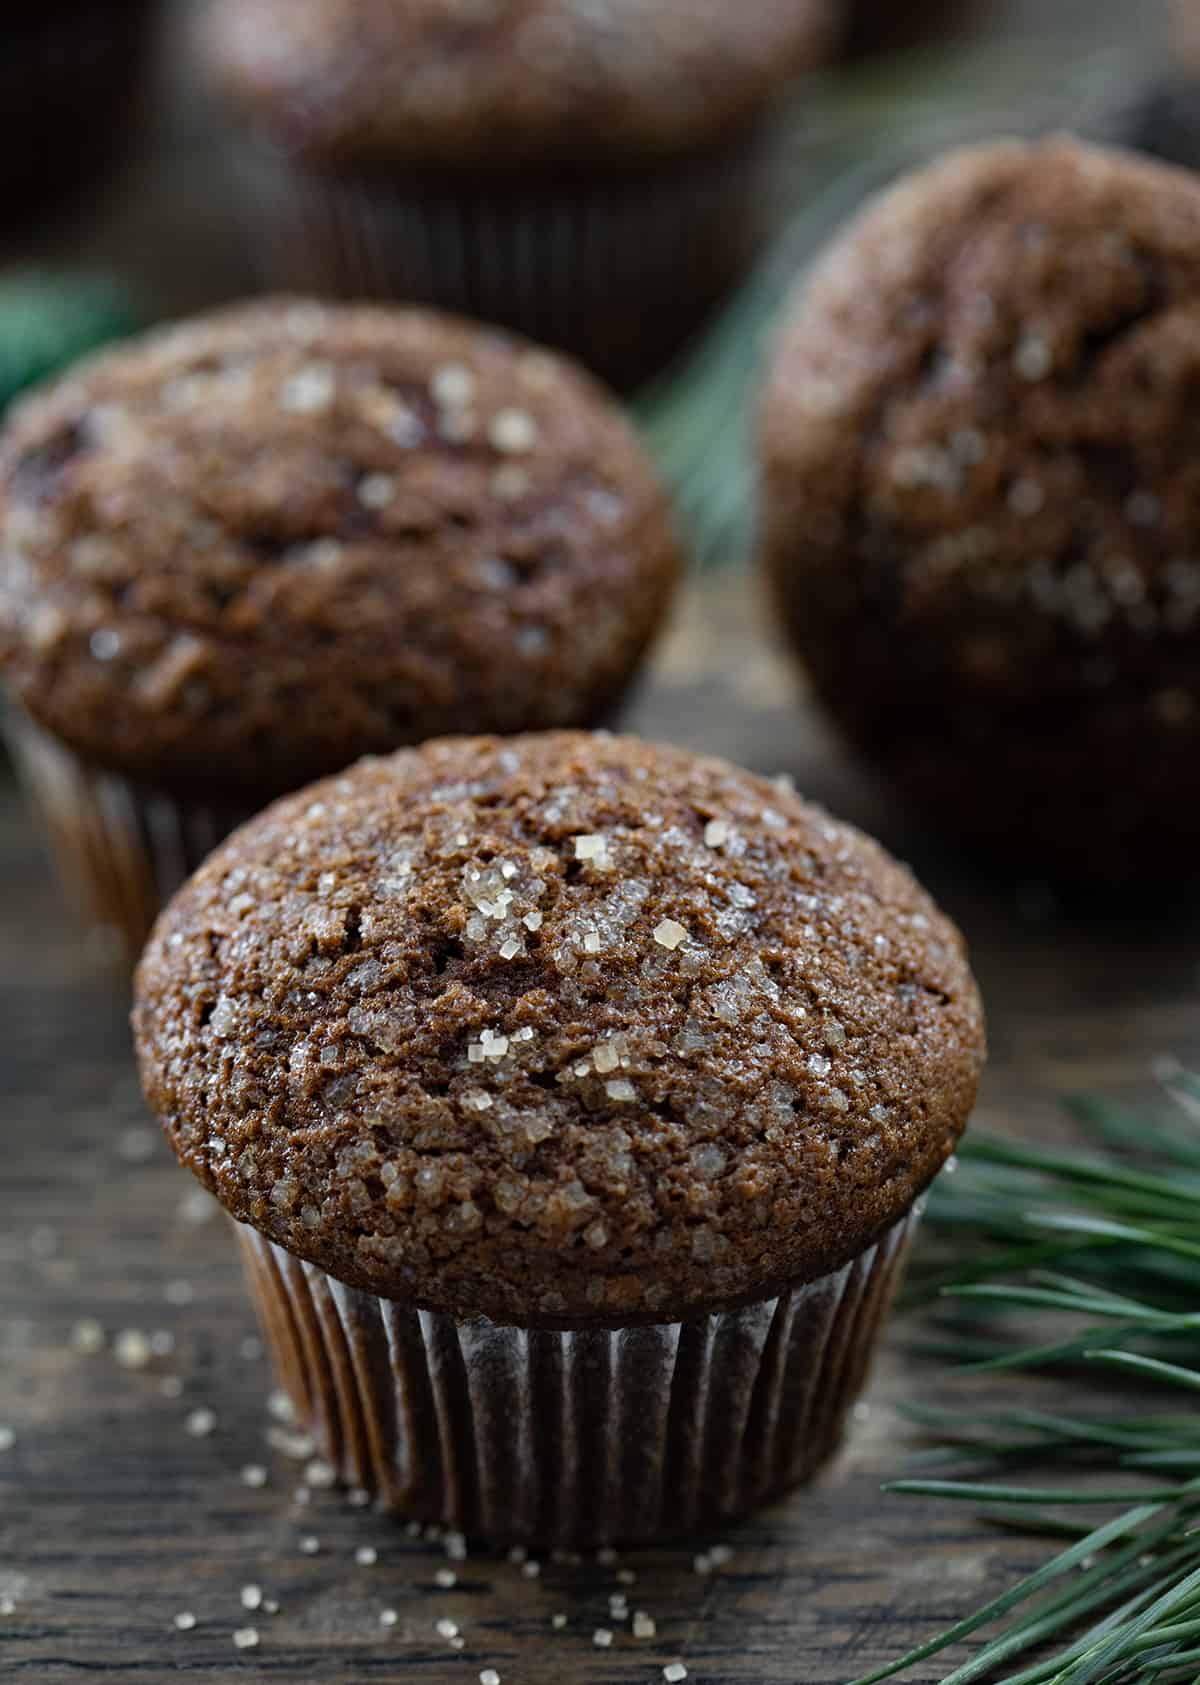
[760,137,1200,880]
[0,300,679,798]
[133,732,985,1327]
[203,0,839,172]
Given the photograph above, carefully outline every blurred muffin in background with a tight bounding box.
[134,729,984,1545]
[1,2,157,232]
[200,0,839,390]
[760,137,1200,885]
[0,298,680,957]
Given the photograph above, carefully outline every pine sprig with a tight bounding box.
[851,1077,1200,1685]
[0,273,141,413]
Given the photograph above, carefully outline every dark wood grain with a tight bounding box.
[3,570,1199,1684]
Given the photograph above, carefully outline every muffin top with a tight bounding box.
[203,0,838,171]
[0,300,678,797]
[133,732,985,1327]
[760,137,1200,727]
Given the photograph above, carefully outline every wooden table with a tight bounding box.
[3,571,1198,1684]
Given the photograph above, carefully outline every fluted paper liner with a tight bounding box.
[5,709,247,962]
[238,1209,917,1546]
[232,133,767,389]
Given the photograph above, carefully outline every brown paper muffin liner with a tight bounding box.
[237,1208,917,1547]
[231,132,770,389]
[5,710,247,962]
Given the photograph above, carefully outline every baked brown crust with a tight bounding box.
[0,300,679,797]
[133,731,985,1326]
[760,137,1200,880]
[202,0,839,171]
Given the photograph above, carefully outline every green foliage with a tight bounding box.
[0,273,141,414]
[851,1076,1200,1685]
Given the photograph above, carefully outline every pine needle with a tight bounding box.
[0,273,140,413]
[851,1078,1200,1685]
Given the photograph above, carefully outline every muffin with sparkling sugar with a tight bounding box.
[134,730,985,1544]
[760,137,1200,881]
[0,299,679,955]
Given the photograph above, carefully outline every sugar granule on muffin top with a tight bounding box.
[134,732,984,1326]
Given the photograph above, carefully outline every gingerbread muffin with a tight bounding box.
[0,300,679,957]
[201,0,839,388]
[760,136,1200,883]
[133,730,985,1545]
